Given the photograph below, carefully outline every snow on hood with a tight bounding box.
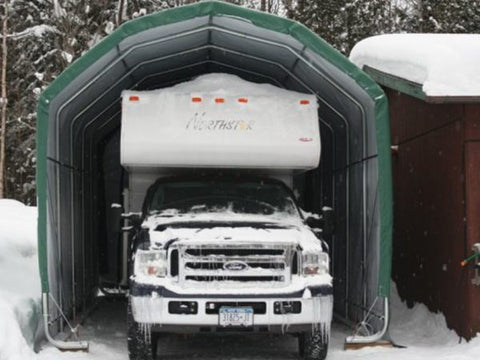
[143,208,304,228]
[144,209,323,253]
[350,34,480,97]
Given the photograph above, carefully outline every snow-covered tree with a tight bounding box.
[406,0,480,33]
[289,0,401,54]
[0,0,478,204]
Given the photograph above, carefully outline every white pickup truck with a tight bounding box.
[120,74,333,360]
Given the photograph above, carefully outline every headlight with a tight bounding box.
[134,250,167,277]
[302,252,329,276]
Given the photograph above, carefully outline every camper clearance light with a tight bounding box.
[238,98,248,103]
[300,100,310,105]
[191,97,202,102]
[129,95,140,102]
[215,98,225,103]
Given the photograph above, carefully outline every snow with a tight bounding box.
[0,200,40,360]
[143,209,305,229]
[61,51,74,64]
[53,0,67,18]
[2,199,480,360]
[8,25,59,40]
[148,73,306,96]
[350,34,480,97]
[35,285,480,360]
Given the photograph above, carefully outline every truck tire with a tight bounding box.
[299,329,329,360]
[127,300,157,360]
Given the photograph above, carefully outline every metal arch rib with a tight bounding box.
[42,293,89,351]
[345,296,389,344]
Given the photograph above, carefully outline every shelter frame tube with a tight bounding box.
[42,292,89,351]
[345,296,389,344]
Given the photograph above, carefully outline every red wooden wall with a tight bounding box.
[385,88,480,339]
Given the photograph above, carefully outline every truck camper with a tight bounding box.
[121,74,334,360]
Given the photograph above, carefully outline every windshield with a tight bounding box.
[144,179,300,218]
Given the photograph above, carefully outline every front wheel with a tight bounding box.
[298,329,329,360]
[127,300,158,360]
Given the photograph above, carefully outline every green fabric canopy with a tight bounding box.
[36,0,392,332]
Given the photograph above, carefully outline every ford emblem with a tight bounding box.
[223,261,249,271]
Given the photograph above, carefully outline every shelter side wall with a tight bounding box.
[464,104,480,338]
[385,88,471,338]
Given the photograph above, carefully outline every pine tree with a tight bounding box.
[289,0,398,54]
[412,0,480,33]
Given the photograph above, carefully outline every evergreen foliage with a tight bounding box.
[0,0,478,204]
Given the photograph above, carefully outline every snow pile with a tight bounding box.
[329,283,480,360]
[388,283,459,347]
[0,200,40,360]
[350,34,480,97]
[150,73,306,96]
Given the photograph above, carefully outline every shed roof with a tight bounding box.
[350,34,480,103]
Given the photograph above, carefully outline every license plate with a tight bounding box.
[219,307,254,327]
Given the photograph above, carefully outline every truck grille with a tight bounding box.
[170,243,295,286]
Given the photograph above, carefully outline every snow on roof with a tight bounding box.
[350,34,480,97]
[150,73,308,96]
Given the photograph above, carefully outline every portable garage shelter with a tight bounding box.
[36,1,393,347]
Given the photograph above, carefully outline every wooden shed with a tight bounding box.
[351,34,480,340]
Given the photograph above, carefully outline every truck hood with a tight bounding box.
[145,212,323,253]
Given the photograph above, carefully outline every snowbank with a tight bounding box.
[350,34,480,97]
[328,283,480,360]
[0,200,40,360]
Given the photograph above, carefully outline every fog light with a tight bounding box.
[274,301,301,314]
[168,301,198,314]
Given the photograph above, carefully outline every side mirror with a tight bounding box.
[121,212,143,230]
[322,207,335,237]
[306,215,322,230]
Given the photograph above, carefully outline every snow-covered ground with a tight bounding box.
[1,199,480,360]
[0,200,41,360]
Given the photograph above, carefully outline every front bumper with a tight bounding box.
[130,283,333,333]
